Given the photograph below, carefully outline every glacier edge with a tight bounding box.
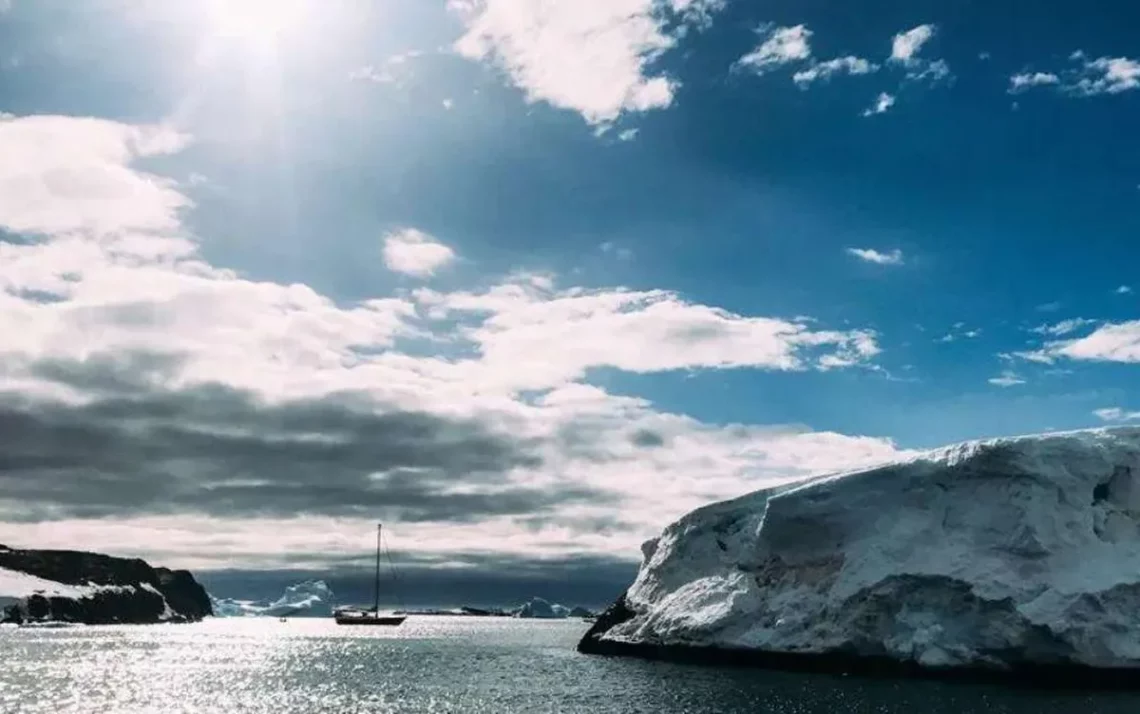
[579,427,1140,684]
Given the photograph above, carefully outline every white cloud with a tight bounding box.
[937,325,981,343]
[1046,321,1140,363]
[888,24,950,83]
[1074,56,1140,95]
[890,24,935,63]
[1011,54,1140,97]
[1117,285,1133,295]
[1094,407,1140,422]
[793,56,878,86]
[862,92,896,116]
[414,279,882,391]
[0,112,909,570]
[1013,321,1140,365]
[0,115,190,238]
[988,371,1026,387]
[442,98,454,110]
[847,247,903,265]
[1030,318,1097,337]
[1009,72,1060,93]
[617,128,639,141]
[736,24,813,74]
[451,0,724,125]
[382,228,456,278]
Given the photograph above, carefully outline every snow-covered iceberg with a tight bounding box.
[210,580,335,618]
[514,597,570,619]
[580,428,1140,681]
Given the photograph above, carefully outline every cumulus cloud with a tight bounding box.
[736,24,813,74]
[450,0,725,126]
[1117,285,1133,295]
[0,115,190,237]
[862,92,896,116]
[0,112,909,570]
[1009,72,1060,92]
[847,247,904,265]
[1011,53,1140,96]
[382,228,456,278]
[888,24,950,83]
[794,56,878,87]
[890,25,935,63]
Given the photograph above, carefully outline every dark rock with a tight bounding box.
[577,591,635,653]
[0,546,212,625]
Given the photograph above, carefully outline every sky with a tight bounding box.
[2,0,1140,606]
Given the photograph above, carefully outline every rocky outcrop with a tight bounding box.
[579,428,1140,686]
[0,545,212,625]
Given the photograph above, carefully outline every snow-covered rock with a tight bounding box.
[580,428,1140,677]
[210,580,335,618]
[0,547,211,624]
[514,597,570,619]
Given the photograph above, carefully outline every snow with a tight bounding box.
[210,580,336,618]
[0,565,172,622]
[596,427,1140,670]
[0,566,138,610]
[514,597,570,619]
[139,583,177,621]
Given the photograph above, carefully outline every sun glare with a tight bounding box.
[205,0,311,51]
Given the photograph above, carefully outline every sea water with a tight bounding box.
[2,617,1139,713]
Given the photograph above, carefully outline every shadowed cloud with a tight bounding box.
[0,353,630,524]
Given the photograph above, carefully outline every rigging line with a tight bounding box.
[381,528,407,612]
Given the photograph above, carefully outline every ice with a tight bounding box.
[210,580,336,618]
[514,597,570,619]
[592,427,1140,670]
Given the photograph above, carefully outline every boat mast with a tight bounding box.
[374,523,382,614]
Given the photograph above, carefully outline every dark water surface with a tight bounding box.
[2,617,1139,713]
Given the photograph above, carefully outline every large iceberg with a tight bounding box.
[514,597,570,619]
[580,428,1140,681]
[210,580,335,618]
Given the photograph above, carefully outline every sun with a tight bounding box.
[204,0,311,52]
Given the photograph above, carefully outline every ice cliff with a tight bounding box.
[210,580,335,618]
[0,545,211,624]
[580,428,1140,680]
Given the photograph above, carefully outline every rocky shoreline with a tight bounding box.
[0,545,212,625]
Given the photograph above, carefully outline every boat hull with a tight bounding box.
[334,614,407,626]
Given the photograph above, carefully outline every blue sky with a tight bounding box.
[1,0,1139,580]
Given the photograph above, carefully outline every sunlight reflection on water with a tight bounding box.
[3,617,1140,713]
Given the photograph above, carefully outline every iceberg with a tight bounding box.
[210,580,335,618]
[580,427,1140,682]
[514,597,570,619]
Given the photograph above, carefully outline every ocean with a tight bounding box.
[2,617,1139,713]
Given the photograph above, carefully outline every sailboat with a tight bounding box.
[333,523,407,626]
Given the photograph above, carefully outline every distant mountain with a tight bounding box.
[0,544,211,625]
